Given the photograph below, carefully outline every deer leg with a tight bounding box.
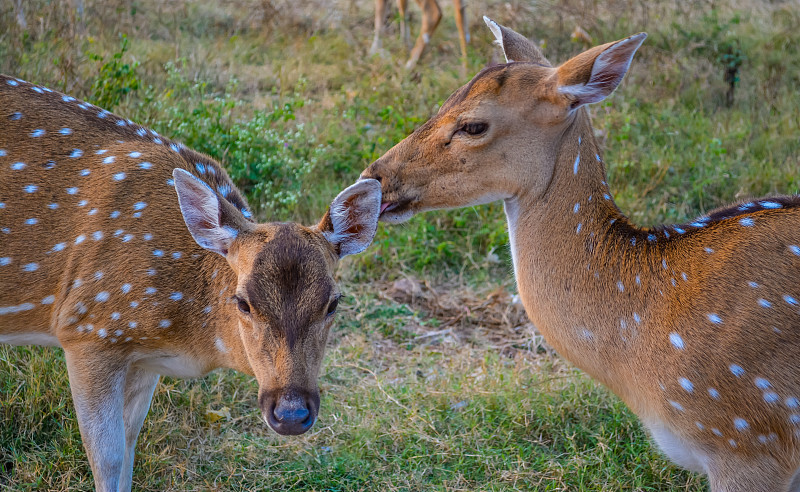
[396,0,410,48]
[452,0,468,72]
[406,0,441,69]
[370,0,389,55]
[118,367,160,492]
[64,349,126,492]
[789,467,800,492]
[707,457,793,492]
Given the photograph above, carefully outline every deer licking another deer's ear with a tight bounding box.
[0,74,381,492]
[361,17,800,492]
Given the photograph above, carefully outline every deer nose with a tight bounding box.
[359,169,381,183]
[263,391,316,435]
[274,402,309,425]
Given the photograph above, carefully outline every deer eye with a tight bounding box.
[233,296,251,314]
[462,122,488,136]
[326,297,340,317]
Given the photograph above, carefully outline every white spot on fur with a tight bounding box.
[669,400,684,412]
[215,337,229,353]
[0,303,36,315]
[669,333,684,350]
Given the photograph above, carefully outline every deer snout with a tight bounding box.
[260,389,319,436]
[359,168,381,183]
[360,161,412,221]
[359,166,382,186]
[361,147,402,185]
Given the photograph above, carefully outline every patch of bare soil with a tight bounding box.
[378,275,553,358]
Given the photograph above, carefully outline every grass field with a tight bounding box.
[1,0,799,489]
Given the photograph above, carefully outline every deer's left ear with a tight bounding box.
[556,32,647,109]
[483,16,551,66]
[318,179,382,258]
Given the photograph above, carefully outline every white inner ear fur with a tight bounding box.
[173,168,238,256]
[323,179,381,257]
[558,32,647,106]
[483,16,512,63]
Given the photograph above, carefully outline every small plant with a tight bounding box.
[718,39,743,107]
[675,10,744,107]
[138,62,320,219]
[86,34,140,111]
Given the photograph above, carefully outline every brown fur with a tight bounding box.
[0,74,375,491]
[361,22,800,491]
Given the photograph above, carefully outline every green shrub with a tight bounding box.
[134,63,321,219]
[86,34,140,111]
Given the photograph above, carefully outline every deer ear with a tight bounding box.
[483,16,551,66]
[173,168,243,257]
[556,32,647,109]
[318,179,382,258]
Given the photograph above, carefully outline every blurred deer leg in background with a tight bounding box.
[397,0,410,48]
[406,0,441,69]
[370,0,389,55]
[452,0,468,72]
[14,0,27,29]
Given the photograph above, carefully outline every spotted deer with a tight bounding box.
[361,18,800,491]
[370,0,468,70]
[0,74,382,492]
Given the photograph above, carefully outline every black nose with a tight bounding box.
[360,163,382,183]
[263,391,316,436]
[275,402,309,425]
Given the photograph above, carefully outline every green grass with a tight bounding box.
[2,291,705,491]
[1,0,799,489]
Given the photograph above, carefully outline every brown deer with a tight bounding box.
[361,17,800,491]
[0,74,382,491]
[369,0,468,70]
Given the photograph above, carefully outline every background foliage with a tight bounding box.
[1,0,798,489]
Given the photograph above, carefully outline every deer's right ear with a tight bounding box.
[483,16,551,66]
[173,168,240,257]
[318,179,382,258]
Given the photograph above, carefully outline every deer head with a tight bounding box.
[362,17,645,222]
[175,170,381,434]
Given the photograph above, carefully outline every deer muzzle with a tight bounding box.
[260,388,319,436]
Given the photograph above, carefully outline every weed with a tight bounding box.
[134,63,321,218]
[86,34,140,110]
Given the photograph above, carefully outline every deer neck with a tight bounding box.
[504,112,646,399]
[170,253,253,376]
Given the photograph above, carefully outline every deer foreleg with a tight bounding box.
[707,457,794,492]
[452,0,468,71]
[119,367,160,492]
[396,0,410,48]
[370,0,390,55]
[65,349,126,492]
[406,0,442,69]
